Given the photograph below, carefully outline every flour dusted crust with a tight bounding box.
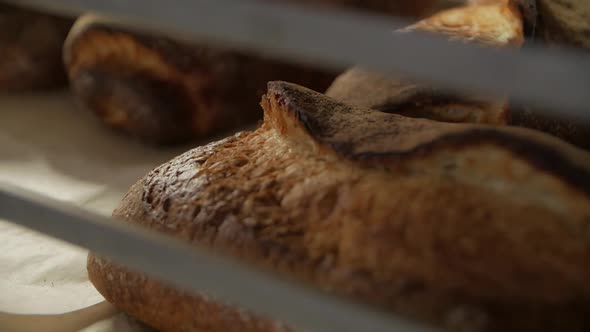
[88,81,590,332]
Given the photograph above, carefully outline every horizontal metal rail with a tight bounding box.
[0,184,437,332]
[5,0,590,123]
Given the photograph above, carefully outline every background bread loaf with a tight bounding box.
[64,0,437,145]
[326,0,523,127]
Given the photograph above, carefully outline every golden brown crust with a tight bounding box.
[326,0,524,127]
[87,182,293,332]
[90,81,590,332]
[0,4,72,91]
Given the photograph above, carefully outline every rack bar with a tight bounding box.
[6,0,590,122]
[0,184,437,332]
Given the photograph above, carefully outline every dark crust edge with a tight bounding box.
[353,129,590,195]
[64,16,265,145]
[267,81,590,196]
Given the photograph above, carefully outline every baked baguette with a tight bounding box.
[326,0,524,126]
[0,4,72,91]
[63,15,335,145]
[89,81,590,332]
[63,1,436,145]
[326,0,590,149]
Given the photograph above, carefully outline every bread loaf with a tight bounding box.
[63,1,436,145]
[63,15,336,145]
[326,0,524,126]
[0,4,72,91]
[89,81,590,332]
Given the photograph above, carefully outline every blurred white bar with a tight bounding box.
[0,184,438,332]
[5,0,590,122]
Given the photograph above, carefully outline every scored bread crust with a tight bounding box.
[63,14,337,145]
[89,81,590,332]
[325,0,590,149]
[326,0,524,127]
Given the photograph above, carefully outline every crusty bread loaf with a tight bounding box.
[89,81,590,332]
[63,0,437,145]
[63,14,337,145]
[326,0,590,149]
[326,0,523,126]
[0,4,72,91]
